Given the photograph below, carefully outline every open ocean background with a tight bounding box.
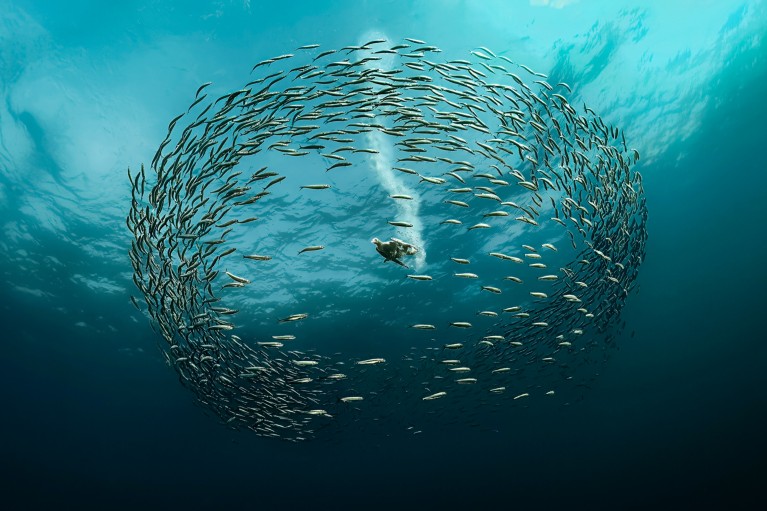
[1,1,766,509]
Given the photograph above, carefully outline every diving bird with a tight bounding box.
[371,237,418,268]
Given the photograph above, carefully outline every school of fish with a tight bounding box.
[126,39,648,441]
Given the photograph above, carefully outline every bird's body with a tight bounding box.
[371,237,418,268]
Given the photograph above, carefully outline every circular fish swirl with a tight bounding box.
[127,39,647,441]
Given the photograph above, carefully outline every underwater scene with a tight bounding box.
[1,1,765,509]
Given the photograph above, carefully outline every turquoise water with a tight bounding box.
[1,1,766,509]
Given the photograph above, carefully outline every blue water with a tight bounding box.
[2,1,766,509]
